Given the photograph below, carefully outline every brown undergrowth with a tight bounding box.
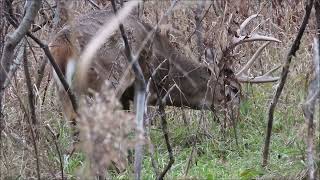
[0,0,318,179]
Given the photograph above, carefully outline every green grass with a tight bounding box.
[57,80,310,179]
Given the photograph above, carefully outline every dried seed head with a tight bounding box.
[78,81,137,176]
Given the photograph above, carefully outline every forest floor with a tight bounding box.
[1,1,319,179]
[62,77,310,179]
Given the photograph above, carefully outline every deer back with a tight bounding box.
[50,9,242,121]
[49,10,149,119]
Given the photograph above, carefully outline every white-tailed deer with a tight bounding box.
[49,8,280,123]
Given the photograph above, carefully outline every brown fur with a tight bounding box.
[49,10,240,122]
[49,30,75,75]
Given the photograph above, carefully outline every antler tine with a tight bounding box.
[232,14,281,48]
[237,75,280,83]
[236,42,271,76]
[237,64,281,83]
[238,14,262,36]
[236,42,281,83]
[232,34,281,47]
[263,64,281,77]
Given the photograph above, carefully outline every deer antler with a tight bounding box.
[237,65,281,83]
[236,42,281,83]
[231,14,281,48]
[231,14,281,83]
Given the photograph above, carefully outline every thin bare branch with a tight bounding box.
[0,1,41,132]
[77,0,140,85]
[110,1,146,179]
[115,0,180,97]
[23,41,41,180]
[185,2,213,45]
[5,0,78,113]
[35,57,48,90]
[156,101,174,180]
[1,0,40,88]
[195,0,206,61]
[86,0,101,10]
[149,67,174,180]
[23,41,37,125]
[45,124,64,180]
[3,41,24,89]
[262,0,314,167]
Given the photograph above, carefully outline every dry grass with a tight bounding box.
[0,0,318,179]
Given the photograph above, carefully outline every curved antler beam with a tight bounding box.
[238,14,262,35]
[232,34,281,47]
[237,76,280,83]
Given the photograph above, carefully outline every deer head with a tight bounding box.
[143,13,280,112]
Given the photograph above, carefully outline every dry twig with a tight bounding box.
[5,0,78,116]
[150,71,174,180]
[0,3,41,158]
[23,42,41,180]
[262,0,314,167]
[45,125,64,180]
[194,0,206,61]
[110,0,146,179]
